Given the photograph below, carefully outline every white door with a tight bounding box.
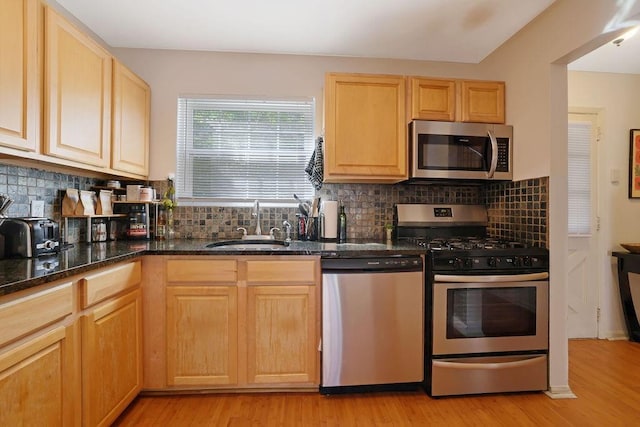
[567,112,599,338]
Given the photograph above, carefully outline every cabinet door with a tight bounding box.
[0,0,40,152]
[324,73,407,183]
[44,7,112,167]
[246,285,317,384]
[459,80,505,124]
[166,286,238,386]
[0,325,76,426]
[82,289,142,427]
[112,60,150,177]
[409,77,456,121]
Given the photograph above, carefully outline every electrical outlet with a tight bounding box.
[30,200,45,218]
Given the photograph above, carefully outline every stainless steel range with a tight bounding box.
[395,204,549,397]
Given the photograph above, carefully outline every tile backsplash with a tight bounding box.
[486,177,548,248]
[160,181,484,241]
[0,163,548,247]
[0,164,101,242]
[153,178,548,246]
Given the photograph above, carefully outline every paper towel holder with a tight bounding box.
[320,200,338,241]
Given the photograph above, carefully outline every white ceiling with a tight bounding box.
[54,0,640,74]
[55,0,556,63]
[569,29,640,74]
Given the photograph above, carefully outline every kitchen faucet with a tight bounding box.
[253,200,262,236]
[282,220,292,243]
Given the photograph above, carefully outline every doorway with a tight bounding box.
[567,111,600,338]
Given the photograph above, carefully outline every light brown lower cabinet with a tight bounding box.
[158,256,320,391]
[0,324,77,426]
[0,281,78,426]
[80,260,143,427]
[166,285,238,386]
[246,285,317,385]
[81,288,142,427]
[0,259,143,425]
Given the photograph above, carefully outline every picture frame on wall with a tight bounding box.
[630,129,640,198]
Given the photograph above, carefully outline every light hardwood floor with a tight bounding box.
[113,339,640,426]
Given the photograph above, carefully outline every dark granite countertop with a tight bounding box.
[612,251,640,258]
[0,239,425,297]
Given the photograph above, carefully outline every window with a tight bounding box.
[567,114,596,235]
[176,96,315,205]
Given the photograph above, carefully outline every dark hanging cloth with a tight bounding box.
[305,136,324,190]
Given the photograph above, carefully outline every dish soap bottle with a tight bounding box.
[338,204,347,243]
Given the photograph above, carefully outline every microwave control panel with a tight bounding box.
[496,139,510,172]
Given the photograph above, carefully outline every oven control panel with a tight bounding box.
[433,207,453,218]
[432,253,549,272]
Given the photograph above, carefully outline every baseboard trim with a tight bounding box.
[544,386,577,399]
[596,329,628,340]
[606,333,629,341]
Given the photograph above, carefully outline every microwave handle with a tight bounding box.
[487,129,498,178]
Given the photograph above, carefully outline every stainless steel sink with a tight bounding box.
[205,239,289,250]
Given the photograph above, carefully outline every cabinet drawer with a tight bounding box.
[0,282,73,347]
[81,261,141,308]
[246,260,317,284]
[167,259,237,283]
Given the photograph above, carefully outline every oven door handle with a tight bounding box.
[433,355,544,370]
[433,272,549,283]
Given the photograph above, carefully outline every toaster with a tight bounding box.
[0,217,61,258]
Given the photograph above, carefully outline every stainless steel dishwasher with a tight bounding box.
[320,256,424,394]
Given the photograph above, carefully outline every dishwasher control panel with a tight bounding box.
[321,256,423,272]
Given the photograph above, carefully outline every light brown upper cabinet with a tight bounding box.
[324,73,408,183]
[459,80,505,123]
[0,0,40,152]
[44,6,112,168]
[408,77,457,122]
[408,77,505,124]
[112,60,150,177]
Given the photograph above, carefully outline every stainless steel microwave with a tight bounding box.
[409,120,513,181]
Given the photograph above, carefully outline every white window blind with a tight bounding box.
[568,119,593,235]
[176,97,315,204]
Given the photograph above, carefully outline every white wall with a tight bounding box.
[479,0,632,396]
[568,71,640,338]
[112,49,486,181]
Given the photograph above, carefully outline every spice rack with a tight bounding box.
[62,186,160,242]
[63,203,160,243]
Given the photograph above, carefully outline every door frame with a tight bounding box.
[567,108,602,338]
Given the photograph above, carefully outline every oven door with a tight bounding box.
[432,273,548,355]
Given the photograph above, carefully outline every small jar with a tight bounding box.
[156,208,167,240]
[126,205,148,240]
[139,187,154,202]
[108,219,119,241]
[92,219,107,242]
